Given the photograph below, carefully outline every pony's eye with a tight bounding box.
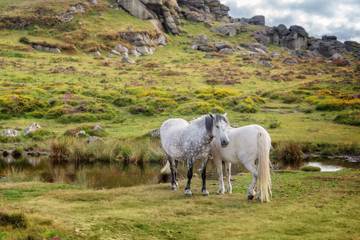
[216,125,219,128]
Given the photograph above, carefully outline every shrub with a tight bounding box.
[269,120,281,129]
[19,37,30,44]
[316,99,360,111]
[278,141,304,168]
[0,94,48,114]
[24,129,56,141]
[178,101,224,115]
[0,212,27,228]
[25,110,45,119]
[300,166,321,172]
[46,105,71,118]
[49,138,72,167]
[57,113,98,123]
[334,110,360,126]
[129,105,156,116]
[0,135,22,143]
[151,98,178,109]
[113,97,135,107]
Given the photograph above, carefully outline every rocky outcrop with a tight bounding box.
[211,22,249,37]
[1,129,20,137]
[308,36,346,58]
[117,31,167,57]
[266,24,308,50]
[23,123,41,136]
[344,41,360,53]
[231,15,265,26]
[117,0,182,35]
[178,0,230,22]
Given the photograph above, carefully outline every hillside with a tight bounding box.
[0,0,359,149]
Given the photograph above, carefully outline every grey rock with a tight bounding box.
[93,124,104,131]
[191,44,199,50]
[129,49,141,57]
[93,51,101,56]
[118,0,155,20]
[1,129,20,137]
[248,15,265,26]
[277,24,288,37]
[344,41,360,53]
[217,24,238,36]
[86,136,104,144]
[289,25,308,38]
[322,35,337,41]
[23,122,41,136]
[318,40,346,57]
[70,3,86,13]
[49,48,61,54]
[107,53,115,58]
[219,48,234,55]
[198,45,217,52]
[115,44,129,53]
[214,42,232,50]
[136,46,153,55]
[283,58,299,65]
[111,49,121,55]
[331,53,343,59]
[86,0,98,4]
[121,57,136,63]
[257,60,275,68]
[150,128,160,137]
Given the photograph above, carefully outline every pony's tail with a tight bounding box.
[257,131,272,202]
[161,161,171,174]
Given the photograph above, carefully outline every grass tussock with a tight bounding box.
[277,141,304,168]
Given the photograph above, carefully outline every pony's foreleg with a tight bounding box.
[167,154,178,190]
[201,159,209,196]
[244,162,258,200]
[213,156,225,194]
[184,156,193,196]
[225,162,232,194]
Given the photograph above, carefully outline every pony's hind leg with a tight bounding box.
[213,156,225,194]
[225,162,232,193]
[201,159,209,196]
[184,156,193,196]
[167,154,178,190]
[243,161,258,200]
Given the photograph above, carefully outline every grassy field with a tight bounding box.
[1,170,360,239]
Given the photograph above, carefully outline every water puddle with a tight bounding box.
[304,162,345,172]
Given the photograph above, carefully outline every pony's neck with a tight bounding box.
[191,116,213,143]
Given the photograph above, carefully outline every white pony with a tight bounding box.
[211,124,272,202]
[160,113,230,196]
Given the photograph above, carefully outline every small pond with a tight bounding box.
[1,150,359,188]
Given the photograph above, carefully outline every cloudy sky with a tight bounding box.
[220,0,360,43]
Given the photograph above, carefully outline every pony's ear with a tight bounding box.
[209,113,215,119]
[223,113,227,118]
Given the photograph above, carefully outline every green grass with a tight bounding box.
[1,170,360,239]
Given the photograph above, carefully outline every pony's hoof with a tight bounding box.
[247,194,254,200]
[217,190,224,195]
[202,190,209,196]
[225,189,232,194]
[184,189,192,196]
[170,186,177,190]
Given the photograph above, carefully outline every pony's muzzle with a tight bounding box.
[221,139,229,147]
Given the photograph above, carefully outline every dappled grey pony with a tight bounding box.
[211,125,272,202]
[160,113,230,196]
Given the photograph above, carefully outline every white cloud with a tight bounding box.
[220,0,360,42]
